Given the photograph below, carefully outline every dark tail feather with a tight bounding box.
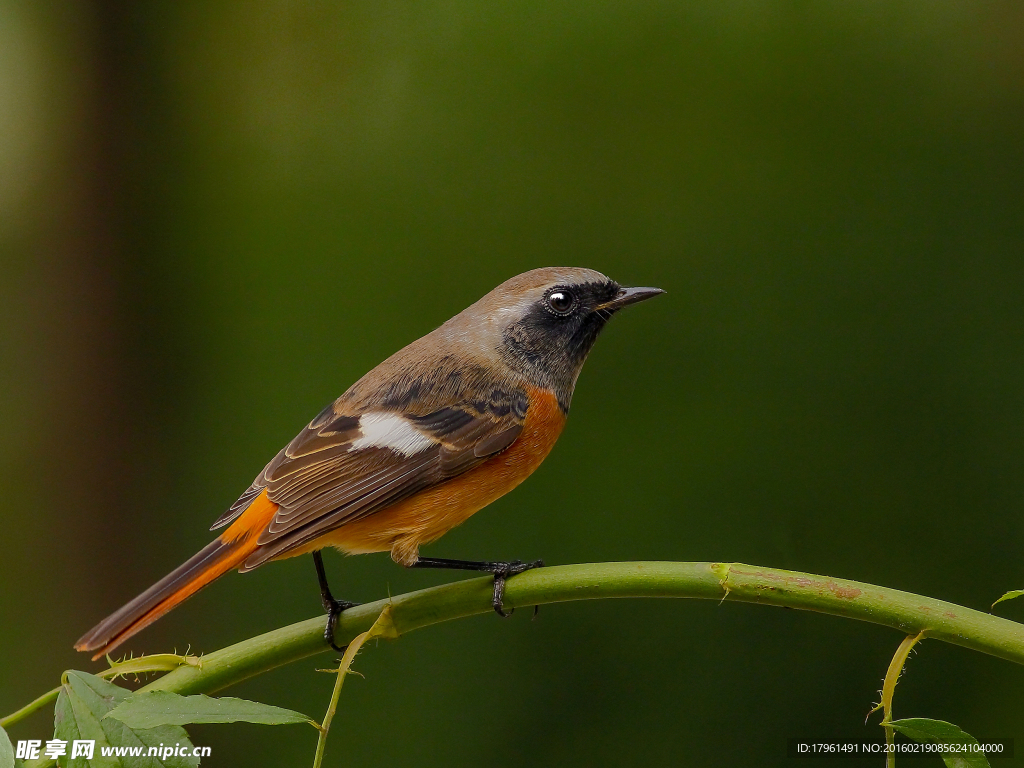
[74,536,250,660]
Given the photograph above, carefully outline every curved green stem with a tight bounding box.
[0,656,200,729]
[133,561,1024,697]
[0,687,60,730]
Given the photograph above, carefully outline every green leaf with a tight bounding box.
[0,725,14,768]
[54,680,118,768]
[55,671,199,768]
[888,718,992,768]
[991,589,1024,611]
[106,692,314,729]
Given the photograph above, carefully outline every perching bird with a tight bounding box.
[75,267,663,658]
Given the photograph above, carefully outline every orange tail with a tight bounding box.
[75,490,278,660]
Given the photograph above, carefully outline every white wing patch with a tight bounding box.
[349,412,435,457]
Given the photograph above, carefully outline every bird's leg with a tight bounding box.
[410,557,544,617]
[313,551,360,652]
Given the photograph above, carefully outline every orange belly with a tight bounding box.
[293,386,566,566]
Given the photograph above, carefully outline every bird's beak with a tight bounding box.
[597,286,666,311]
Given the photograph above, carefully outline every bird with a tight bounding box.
[75,267,664,659]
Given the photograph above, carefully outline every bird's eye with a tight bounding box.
[547,290,575,314]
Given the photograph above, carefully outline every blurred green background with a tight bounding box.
[2,2,1024,765]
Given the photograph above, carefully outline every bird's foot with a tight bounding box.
[408,556,545,617]
[313,551,360,652]
[323,597,360,652]
[489,559,544,617]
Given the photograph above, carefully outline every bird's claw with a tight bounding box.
[323,597,360,652]
[491,559,544,618]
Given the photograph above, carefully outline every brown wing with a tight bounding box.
[211,395,526,571]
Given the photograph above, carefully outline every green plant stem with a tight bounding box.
[1,655,199,729]
[311,656,347,768]
[310,607,394,768]
[128,561,1024,698]
[0,687,60,729]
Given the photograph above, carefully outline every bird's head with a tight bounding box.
[452,267,664,409]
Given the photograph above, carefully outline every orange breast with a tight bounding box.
[306,386,566,565]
